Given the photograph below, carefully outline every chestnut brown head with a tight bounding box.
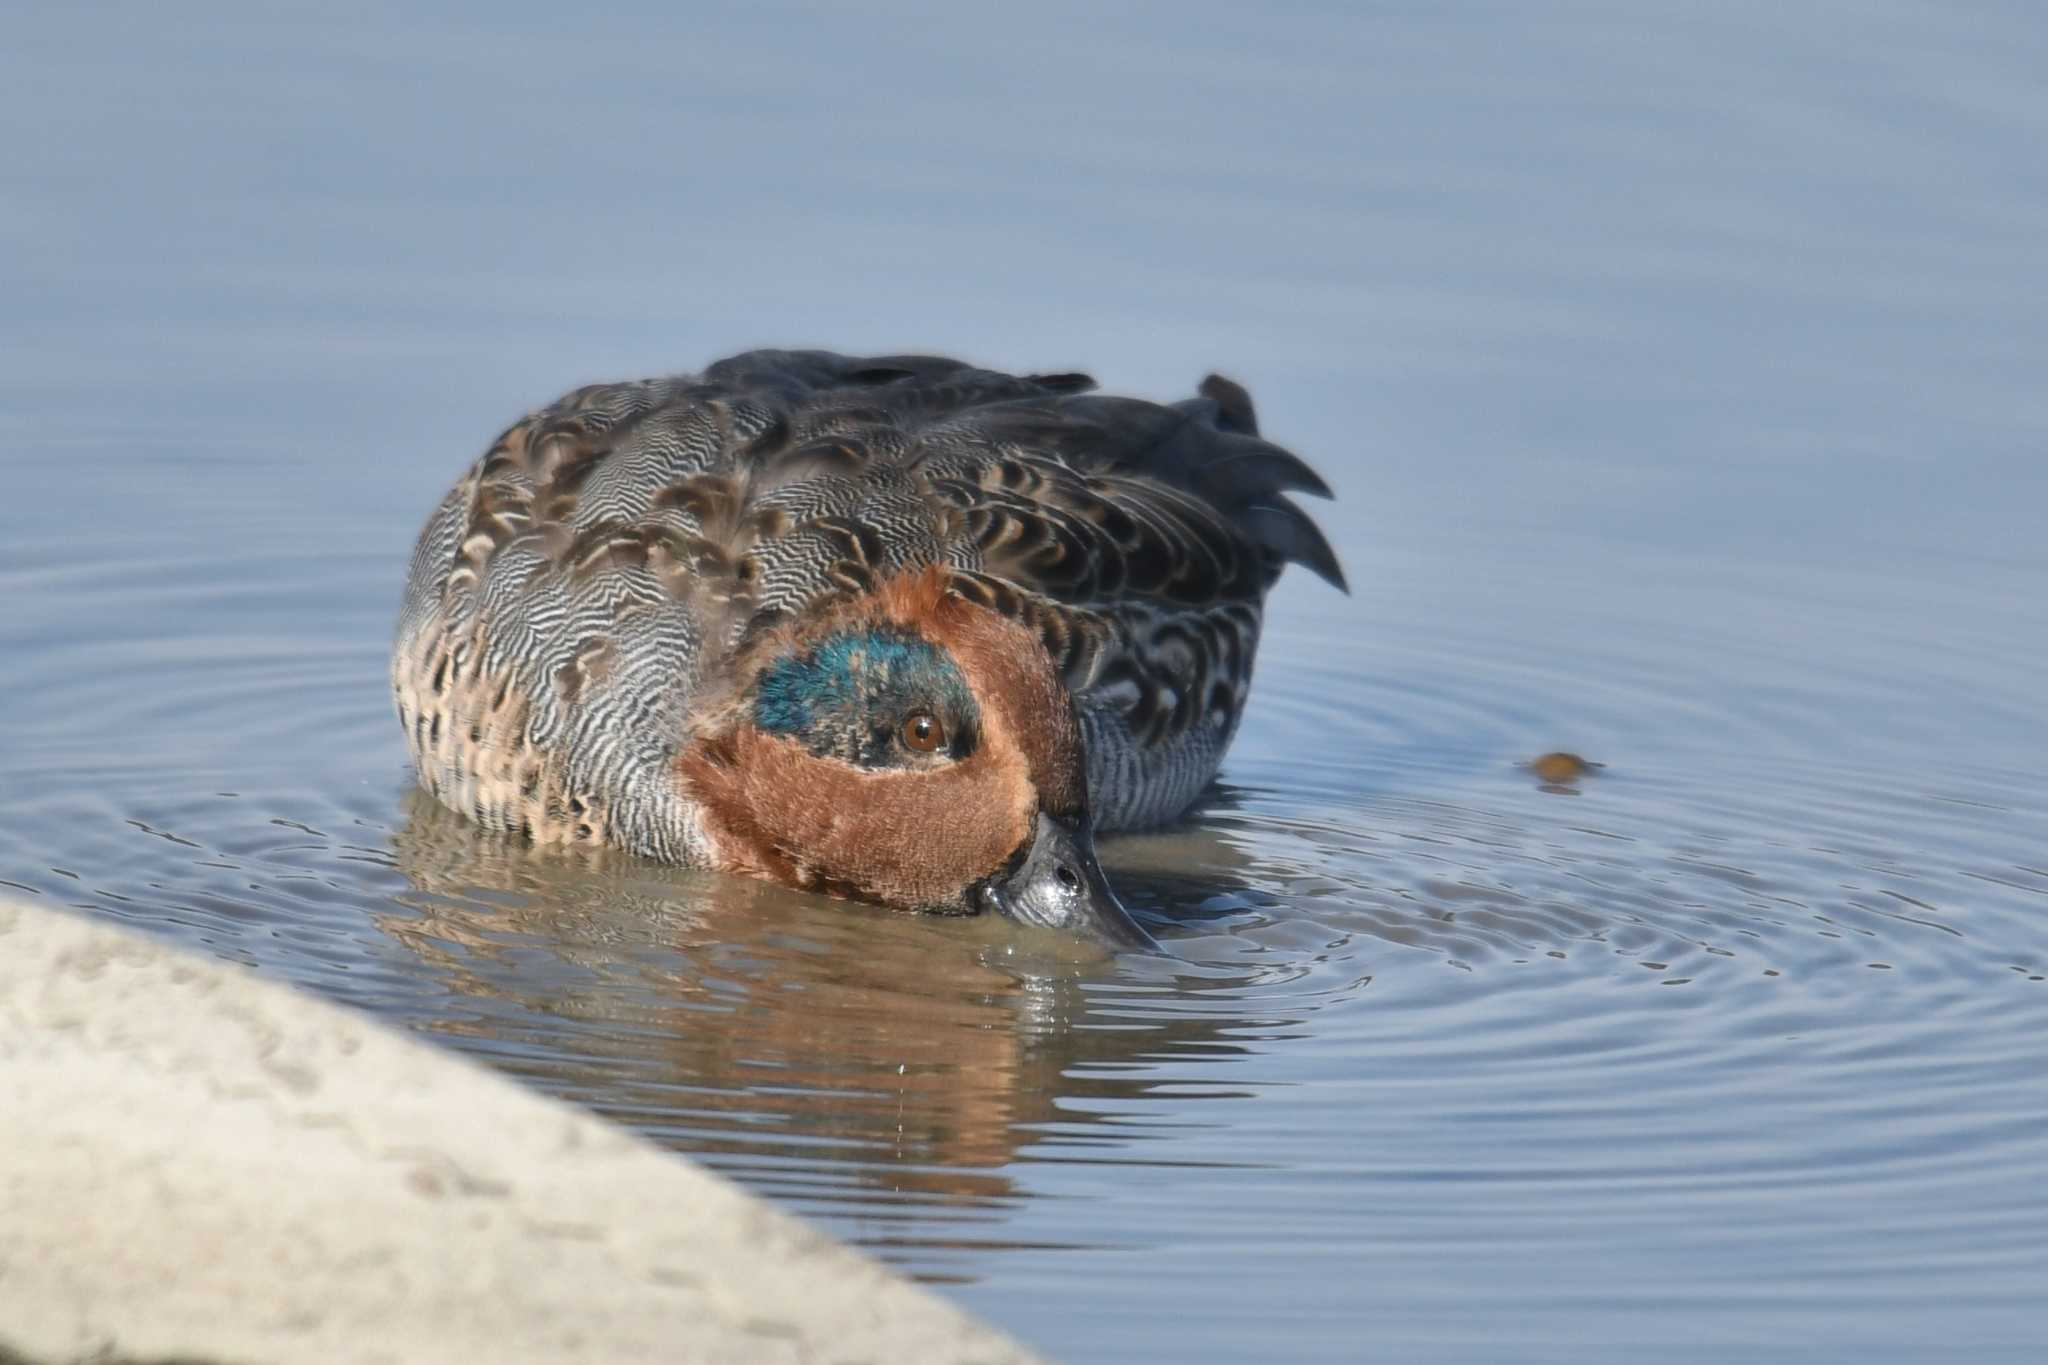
[677,569,1154,949]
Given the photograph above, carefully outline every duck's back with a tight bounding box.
[394,350,1342,858]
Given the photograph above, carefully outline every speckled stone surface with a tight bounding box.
[0,900,1040,1365]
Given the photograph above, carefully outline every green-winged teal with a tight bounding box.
[394,350,1343,946]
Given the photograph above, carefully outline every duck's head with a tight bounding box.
[677,569,1156,950]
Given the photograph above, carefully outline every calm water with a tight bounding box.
[6,4,2048,1361]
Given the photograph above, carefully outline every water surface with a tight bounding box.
[4,5,2047,1362]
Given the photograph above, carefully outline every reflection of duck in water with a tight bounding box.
[393,350,1342,946]
[384,791,1286,1216]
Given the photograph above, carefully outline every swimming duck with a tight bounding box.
[393,350,1343,947]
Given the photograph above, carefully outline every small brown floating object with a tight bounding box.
[1527,752,1605,785]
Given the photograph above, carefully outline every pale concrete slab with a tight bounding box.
[0,899,1042,1365]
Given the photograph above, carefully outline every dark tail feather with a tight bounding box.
[1196,437,1334,501]
[1177,375,1344,591]
[1198,374,1259,434]
[1240,501,1349,593]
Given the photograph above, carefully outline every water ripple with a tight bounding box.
[4,532,2046,1364]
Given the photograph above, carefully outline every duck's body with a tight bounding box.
[394,350,1341,942]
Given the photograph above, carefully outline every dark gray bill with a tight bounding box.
[974,810,1158,951]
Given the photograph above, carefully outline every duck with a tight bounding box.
[392,349,1344,948]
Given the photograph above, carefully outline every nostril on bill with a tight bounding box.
[1055,863,1080,892]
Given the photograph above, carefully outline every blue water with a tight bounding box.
[5,4,2047,1361]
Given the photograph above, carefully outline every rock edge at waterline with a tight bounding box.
[0,898,1041,1365]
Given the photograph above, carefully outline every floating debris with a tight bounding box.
[1525,752,1606,788]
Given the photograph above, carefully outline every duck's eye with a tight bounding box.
[900,710,944,753]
